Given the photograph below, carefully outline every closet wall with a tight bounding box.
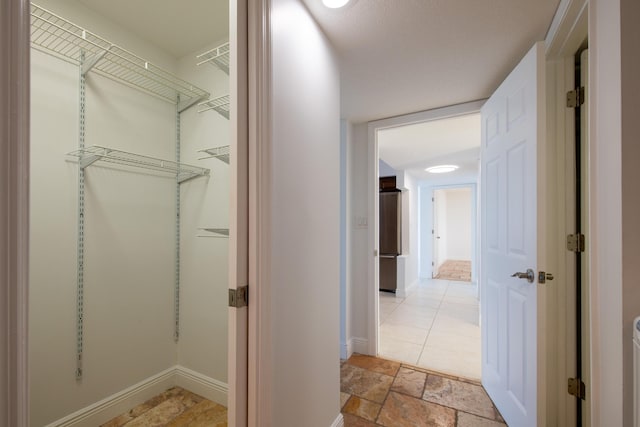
[29,1,229,425]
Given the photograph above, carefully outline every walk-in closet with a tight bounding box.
[29,0,235,425]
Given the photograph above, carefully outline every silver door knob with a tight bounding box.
[511,269,535,283]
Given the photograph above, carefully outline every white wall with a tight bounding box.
[270,0,341,425]
[399,172,420,294]
[29,2,229,424]
[590,0,640,425]
[443,188,472,260]
[346,122,370,355]
[177,41,230,387]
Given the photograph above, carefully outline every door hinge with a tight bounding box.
[568,377,586,400]
[567,87,585,108]
[567,233,586,252]
[229,286,248,308]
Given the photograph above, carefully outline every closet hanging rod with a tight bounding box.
[67,146,210,184]
[198,95,230,119]
[30,3,209,108]
[196,42,230,75]
[198,145,230,164]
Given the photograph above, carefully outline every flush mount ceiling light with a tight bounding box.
[322,0,350,8]
[425,165,459,174]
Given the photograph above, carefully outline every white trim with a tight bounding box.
[330,413,345,427]
[346,337,369,359]
[174,366,229,407]
[1,0,31,425]
[248,0,272,425]
[366,101,484,357]
[42,367,229,427]
[545,0,588,57]
[43,368,176,427]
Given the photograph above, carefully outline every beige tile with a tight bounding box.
[457,412,507,427]
[341,392,351,409]
[378,336,423,365]
[417,345,481,381]
[377,391,455,427]
[347,354,401,376]
[403,296,443,309]
[429,317,480,339]
[391,367,427,398]
[380,322,429,345]
[342,396,381,422]
[385,308,436,329]
[167,400,227,427]
[340,363,394,403]
[422,375,499,420]
[342,413,380,427]
[424,331,480,352]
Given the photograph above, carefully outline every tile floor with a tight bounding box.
[379,279,481,380]
[101,386,226,427]
[341,354,506,427]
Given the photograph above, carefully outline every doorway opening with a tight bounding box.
[371,104,482,380]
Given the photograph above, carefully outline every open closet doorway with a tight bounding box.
[27,0,248,425]
[371,103,482,381]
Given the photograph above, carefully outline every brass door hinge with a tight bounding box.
[567,87,585,108]
[567,234,586,252]
[568,377,586,400]
[229,286,248,308]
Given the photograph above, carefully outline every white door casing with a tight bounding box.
[481,41,545,427]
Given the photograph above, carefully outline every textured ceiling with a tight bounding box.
[378,114,481,182]
[302,0,560,123]
[78,0,229,58]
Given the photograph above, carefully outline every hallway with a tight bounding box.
[379,279,480,380]
[340,354,505,426]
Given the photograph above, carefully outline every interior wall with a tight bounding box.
[346,122,370,354]
[270,0,341,425]
[620,0,640,424]
[443,188,472,260]
[176,41,230,386]
[401,172,420,292]
[29,1,229,424]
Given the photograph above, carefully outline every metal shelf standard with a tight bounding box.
[196,42,230,75]
[68,146,210,183]
[31,3,209,111]
[198,145,230,164]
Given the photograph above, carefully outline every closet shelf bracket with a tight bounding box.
[81,47,112,75]
[198,145,230,164]
[196,43,230,75]
[198,95,230,119]
[67,146,210,183]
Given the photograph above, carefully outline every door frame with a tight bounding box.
[366,100,485,356]
[1,0,30,425]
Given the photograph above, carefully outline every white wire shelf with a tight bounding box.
[196,43,230,75]
[198,145,230,164]
[198,95,230,119]
[67,146,210,183]
[31,3,209,111]
[197,228,230,238]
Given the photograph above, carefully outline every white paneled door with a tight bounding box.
[480,42,544,427]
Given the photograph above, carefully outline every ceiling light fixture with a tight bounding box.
[425,165,459,174]
[322,0,350,8]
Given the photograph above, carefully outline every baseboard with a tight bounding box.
[44,367,176,427]
[174,365,228,407]
[44,366,228,427]
[330,413,345,427]
[347,337,369,358]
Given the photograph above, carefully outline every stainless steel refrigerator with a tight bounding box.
[379,189,401,292]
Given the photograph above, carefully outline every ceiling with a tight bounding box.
[378,114,481,183]
[78,0,229,58]
[301,0,560,123]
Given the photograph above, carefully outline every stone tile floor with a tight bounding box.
[101,386,226,427]
[341,354,506,427]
